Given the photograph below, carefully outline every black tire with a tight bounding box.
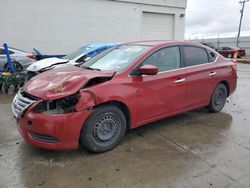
[207,83,228,113]
[80,105,126,153]
[3,84,9,93]
[4,61,23,71]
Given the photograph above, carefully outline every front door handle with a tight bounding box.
[209,72,217,76]
[174,78,186,83]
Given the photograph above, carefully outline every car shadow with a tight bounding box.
[16,108,233,187]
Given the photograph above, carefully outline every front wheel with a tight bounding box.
[207,83,228,113]
[80,105,126,153]
[4,62,23,71]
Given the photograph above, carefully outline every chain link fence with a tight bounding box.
[192,36,250,56]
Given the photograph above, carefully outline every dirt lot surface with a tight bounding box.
[1,63,250,188]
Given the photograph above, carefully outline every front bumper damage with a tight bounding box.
[12,89,94,150]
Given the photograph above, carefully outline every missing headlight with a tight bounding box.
[33,95,79,114]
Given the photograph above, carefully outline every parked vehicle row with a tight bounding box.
[26,43,118,80]
[200,42,246,58]
[1,43,245,77]
[12,40,237,153]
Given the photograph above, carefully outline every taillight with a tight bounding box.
[232,60,237,71]
[27,54,36,59]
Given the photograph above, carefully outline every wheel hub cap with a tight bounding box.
[93,114,119,142]
[215,89,226,105]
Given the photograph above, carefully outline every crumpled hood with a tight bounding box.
[26,57,69,72]
[23,66,115,100]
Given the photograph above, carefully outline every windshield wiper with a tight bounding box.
[81,65,101,71]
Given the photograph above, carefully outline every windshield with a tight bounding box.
[62,47,90,60]
[81,45,151,71]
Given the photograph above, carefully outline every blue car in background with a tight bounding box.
[26,43,119,80]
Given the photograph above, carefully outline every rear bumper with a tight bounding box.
[17,109,93,150]
[229,70,237,96]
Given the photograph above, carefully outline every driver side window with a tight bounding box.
[143,46,181,72]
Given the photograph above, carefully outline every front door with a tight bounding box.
[130,46,188,126]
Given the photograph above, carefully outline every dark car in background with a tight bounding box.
[217,46,246,58]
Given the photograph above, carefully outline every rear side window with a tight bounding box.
[207,49,217,62]
[143,46,181,72]
[0,48,14,55]
[182,46,209,67]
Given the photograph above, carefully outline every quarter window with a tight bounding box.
[183,46,209,67]
[0,49,5,55]
[143,46,181,72]
[0,49,14,55]
[207,49,217,62]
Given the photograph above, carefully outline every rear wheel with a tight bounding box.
[207,83,228,113]
[80,105,126,153]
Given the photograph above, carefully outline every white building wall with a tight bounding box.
[0,0,186,53]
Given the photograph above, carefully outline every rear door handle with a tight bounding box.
[174,78,186,83]
[209,72,217,76]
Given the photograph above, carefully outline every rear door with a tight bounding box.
[181,46,219,108]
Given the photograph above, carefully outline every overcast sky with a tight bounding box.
[185,0,250,38]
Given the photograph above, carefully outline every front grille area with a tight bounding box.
[11,89,37,119]
[30,132,59,143]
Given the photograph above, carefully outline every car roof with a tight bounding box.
[123,40,204,48]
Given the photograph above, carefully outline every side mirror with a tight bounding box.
[139,65,158,75]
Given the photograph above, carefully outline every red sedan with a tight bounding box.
[217,46,246,58]
[12,41,237,153]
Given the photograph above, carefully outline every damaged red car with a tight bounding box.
[12,41,237,153]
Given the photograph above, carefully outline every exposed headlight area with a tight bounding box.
[33,95,79,114]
